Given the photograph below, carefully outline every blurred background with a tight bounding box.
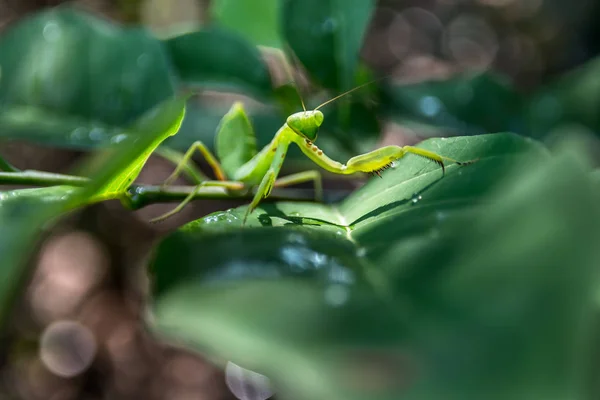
[0,0,599,399]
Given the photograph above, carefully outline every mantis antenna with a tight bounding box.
[296,86,307,112]
[314,76,388,110]
[279,80,307,112]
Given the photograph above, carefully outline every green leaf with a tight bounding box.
[76,96,187,204]
[280,0,376,92]
[210,0,282,48]
[147,133,600,400]
[163,28,274,99]
[0,96,185,328]
[0,6,175,146]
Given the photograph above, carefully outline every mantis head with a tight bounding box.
[286,75,386,142]
[287,110,324,142]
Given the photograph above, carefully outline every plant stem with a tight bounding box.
[125,184,316,209]
[0,171,89,186]
[0,170,325,209]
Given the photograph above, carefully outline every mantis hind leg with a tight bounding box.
[150,180,245,223]
[163,141,227,186]
[402,146,479,175]
[273,170,323,201]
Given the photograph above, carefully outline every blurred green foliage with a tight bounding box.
[0,2,600,400]
[150,135,599,400]
[210,0,282,48]
[0,96,185,327]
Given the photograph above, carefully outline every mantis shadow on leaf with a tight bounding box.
[349,175,445,226]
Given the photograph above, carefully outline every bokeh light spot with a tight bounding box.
[40,320,97,378]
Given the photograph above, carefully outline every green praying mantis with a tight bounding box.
[151,81,478,225]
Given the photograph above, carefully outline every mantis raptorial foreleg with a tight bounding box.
[243,143,289,224]
[152,77,479,226]
[163,140,227,187]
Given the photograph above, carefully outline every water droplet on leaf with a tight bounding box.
[324,284,349,307]
[225,361,274,400]
[43,22,61,42]
[419,96,442,117]
[203,211,239,225]
[321,18,338,33]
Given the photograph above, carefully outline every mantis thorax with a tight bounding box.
[286,110,324,142]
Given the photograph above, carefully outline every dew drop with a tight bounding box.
[203,211,239,225]
[88,128,105,142]
[137,53,150,68]
[324,284,349,307]
[43,22,61,42]
[110,133,128,144]
[419,96,442,117]
[435,211,447,222]
[70,127,87,141]
[225,361,274,400]
[322,18,338,33]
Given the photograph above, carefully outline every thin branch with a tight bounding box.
[125,184,318,209]
[0,170,350,209]
[0,171,89,186]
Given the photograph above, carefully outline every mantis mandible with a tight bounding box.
[151,81,478,225]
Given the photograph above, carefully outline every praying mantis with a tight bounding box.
[151,81,478,225]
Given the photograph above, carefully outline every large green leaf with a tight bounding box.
[210,0,282,48]
[0,6,175,146]
[78,97,186,203]
[0,7,272,148]
[163,27,274,99]
[0,96,185,328]
[280,0,376,92]
[148,134,600,399]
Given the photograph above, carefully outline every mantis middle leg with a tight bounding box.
[163,141,227,186]
[272,170,323,201]
[150,180,245,223]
